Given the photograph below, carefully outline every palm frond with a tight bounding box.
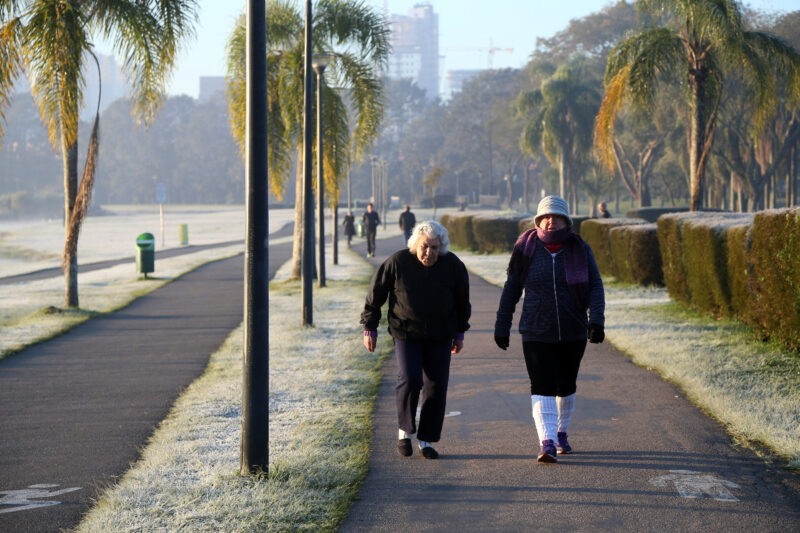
[63,112,99,272]
[314,0,390,70]
[594,65,630,170]
[24,0,89,148]
[0,15,24,144]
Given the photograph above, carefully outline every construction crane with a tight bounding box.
[442,40,513,70]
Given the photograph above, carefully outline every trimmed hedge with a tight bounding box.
[440,213,478,251]
[746,208,800,350]
[657,212,753,315]
[581,218,647,276]
[472,214,527,253]
[726,224,752,318]
[609,224,663,285]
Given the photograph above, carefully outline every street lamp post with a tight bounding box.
[313,53,334,288]
[382,160,388,230]
[301,0,314,325]
[241,0,269,475]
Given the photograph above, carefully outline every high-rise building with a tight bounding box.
[82,52,128,119]
[199,76,226,103]
[443,69,483,100]
[387,3,439,99]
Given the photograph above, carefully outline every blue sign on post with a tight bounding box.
[155,182,167,204]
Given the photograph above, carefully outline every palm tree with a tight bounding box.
[226,0,388,278]
[595,0,800,211]
[517,58,601,207]
[0,0,198,308]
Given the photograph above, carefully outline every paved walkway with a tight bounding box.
[341,236,800,531]
[0,238,291,533]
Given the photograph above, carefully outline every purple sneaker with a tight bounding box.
[557,432,572,455]
[538,439,558,463]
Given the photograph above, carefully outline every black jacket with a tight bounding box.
[398,210,416,231]
[361,249,471,342]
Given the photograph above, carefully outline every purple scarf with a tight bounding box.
[507,227,590,312]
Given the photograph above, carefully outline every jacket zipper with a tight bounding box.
[551,252,561,341]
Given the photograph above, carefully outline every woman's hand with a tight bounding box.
[451,338,464,354]
[363,334,376,352]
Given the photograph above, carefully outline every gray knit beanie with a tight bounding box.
[534,195,572,226]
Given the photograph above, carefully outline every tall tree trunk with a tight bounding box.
[61,129,79,308]
[332,202,338,265]
[291,148,303,279]
[558,152,566,198]
[689,77,706,211]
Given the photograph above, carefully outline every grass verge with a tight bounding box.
[74,249,391,532]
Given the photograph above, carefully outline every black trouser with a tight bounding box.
[522,339,587,396]
[394,338,452,442]
[366,229,376,254]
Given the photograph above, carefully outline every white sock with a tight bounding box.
[557,393,576,434]
[531,395,558,443]
[418,440,432,449]
[398,429,412,440]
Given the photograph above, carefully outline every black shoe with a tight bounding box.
[397,438,412,457]
[419,445,439,459]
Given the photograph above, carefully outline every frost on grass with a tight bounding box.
[76,249,388,533]
[606,301,800,467]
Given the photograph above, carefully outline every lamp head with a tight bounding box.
[312,52,335,73]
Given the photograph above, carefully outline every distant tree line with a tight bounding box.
[361,2,800,216]
[0,91,244,215]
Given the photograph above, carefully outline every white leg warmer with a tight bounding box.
[531,395,558,443]
[557,393,576,434]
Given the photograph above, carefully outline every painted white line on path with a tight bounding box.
[0,484,82,514]
[649,470,740,502]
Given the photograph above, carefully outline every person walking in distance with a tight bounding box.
[362,203,381,257]
[361,221,471,459]
[596,202,612,218]
[494,195,605,463]
[342,210,356,248]
[398,205,416,243]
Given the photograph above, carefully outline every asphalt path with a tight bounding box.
[0,238,292,533]
[341,235,800,531]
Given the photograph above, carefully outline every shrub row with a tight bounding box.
[580,218,648,276]
[608,224,663,285]
[625,206,689,222]
[744,208,800,350]
[440,212,526,253]
[657,212,753,316]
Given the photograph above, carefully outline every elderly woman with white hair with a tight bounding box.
[361,221,471,459]
[495,195,605,463]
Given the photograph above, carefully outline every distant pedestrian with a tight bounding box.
[494,195,605,463]
[342,210,356,248]
[361,221,471,459]
[362,203,381,257]
[398,205,416,243]
[596,202,611,218]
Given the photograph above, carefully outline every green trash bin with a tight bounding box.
[178,223,189,245]
[136,232,155,278]
[357,219,365,238]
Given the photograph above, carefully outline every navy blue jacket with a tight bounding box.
[495,242,604,342]
[361,249,471,342]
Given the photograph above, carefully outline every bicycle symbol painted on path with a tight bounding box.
[0,484,81,514]
[649,470,740,502]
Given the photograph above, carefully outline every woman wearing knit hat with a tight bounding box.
[494,195,605,463]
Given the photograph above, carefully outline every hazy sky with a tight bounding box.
[95,0,800,98]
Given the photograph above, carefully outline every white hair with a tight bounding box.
[407,221,450,255]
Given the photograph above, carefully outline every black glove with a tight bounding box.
[494,335,509,350]
[588,324,605,344]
